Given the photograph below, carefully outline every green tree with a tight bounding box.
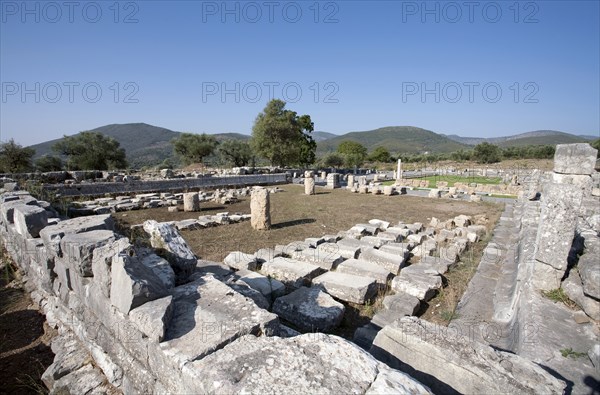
[368,146,391,163]
[172,133,218,165]
[337,140,367,168]
[472,142,501,164]
[251,99,316,167]
[35,155,63,172]
[321,153,345,169]
[218,139,253,167]
[53,132,127,170]
[0,139,35,173]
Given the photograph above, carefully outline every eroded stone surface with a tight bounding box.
[371,317,566,395]
[272,287,344,332]
[185,334,432,394]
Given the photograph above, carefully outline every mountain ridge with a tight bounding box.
[27,123,598,168]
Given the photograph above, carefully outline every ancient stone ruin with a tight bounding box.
[0,143,598,393]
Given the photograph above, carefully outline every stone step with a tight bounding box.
[391,267,442,301]
[335,258,393,286]
[312,271,378,304]
[359,247,406,275]
[291,248,345,271]
[323,239,361,259]
[261,257,325,290]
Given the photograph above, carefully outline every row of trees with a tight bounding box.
[0,132,128,173]
[2,97,598,172]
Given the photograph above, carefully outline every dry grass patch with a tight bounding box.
[114,184,503,262]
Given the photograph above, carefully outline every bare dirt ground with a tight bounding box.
[0,254,56,395]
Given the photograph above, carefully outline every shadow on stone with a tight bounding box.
[583,376,600,395]
[369,344,461,395]
[536,363,575,395]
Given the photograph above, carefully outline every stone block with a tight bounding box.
[224,251,258,271]
[60,230,116,277]
[143,220,197,280]
[153,275,279,380]
[260,257,324,289]
[250,187,271,230]
[553,143,598,175]
[110,253,170,314]
[312,271,378,304]
[233,269,286,301]
[291,247,344,270]
[273,287,344,332]
[370,317,566,395]
[40,214,114,257]
[13,204,48,238]
[335,258,393,286]
[129,295,173,342]
[391,266,442,301]
[535,183,582,272]
[183,192,200,212]
[359,247,406,274]
[578,250,600,300]
[184,334,431,395]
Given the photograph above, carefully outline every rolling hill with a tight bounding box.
[27,123,598,169]
[29,123,250,168]
[444,130,597,147]
[316,126,469,154]
[312,131,339,142]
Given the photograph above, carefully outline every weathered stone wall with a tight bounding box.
[39,174,287,197]
[0,191,430,394]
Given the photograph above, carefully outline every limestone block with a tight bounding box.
[578,250,600,300]
[273,287,344,331]
[110,253,170,314]
[260,257,324,289]
[553,143,598,175]
[13,204,48,238]
[129,295,173,342]
[250,187,271,230]
[91,237,132,297]
[184,334,431,395]
[336,258,393,286]
[224,251,258,271]
[60,230,116,277]
[312,271,378,304]
[233,269,286,301]
[143,220,197,279]
[370,317,566,395]
[535,183,582,271]
[391,266,442,301]
[562,270,600,320]
[183,192,200,212]
[291,248,344,270]
[40,214,114,257]
[428,189,441,198]
[304,177,315,195]
[360,247,406,274]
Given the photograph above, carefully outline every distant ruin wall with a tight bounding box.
[40,173,287,197]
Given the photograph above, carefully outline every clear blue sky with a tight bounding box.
[1,0,599,146]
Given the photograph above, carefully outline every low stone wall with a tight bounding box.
[39,173,287,197]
